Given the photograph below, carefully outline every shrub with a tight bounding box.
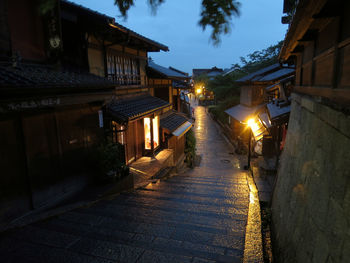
[185,129,196,168]
[93,137,127,182]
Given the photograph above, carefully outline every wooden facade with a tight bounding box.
[59,1,174,165]
[0,0,190,226]
[226,65,294,144]
[147,61,190,112]
[168,135,186,166]
[279,0,350,106]
[0,0,119,226]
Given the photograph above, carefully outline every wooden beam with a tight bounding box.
[279,0,328,61]
[312,0,343,19]
[291,45,304,54]
[294,86,350,106]
[297,29,318,42]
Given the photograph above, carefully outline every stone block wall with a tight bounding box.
[271,93,350,263]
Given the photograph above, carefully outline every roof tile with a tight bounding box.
[107,94,170,122]
[160,111,189,132]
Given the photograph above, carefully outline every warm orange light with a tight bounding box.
[144,116,159,150]
[153,116,159,148]
[144,118,151,150]
[247,118,265,141]
[247,118,258,132]
[196,88,202,94]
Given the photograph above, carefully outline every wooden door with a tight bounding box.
[0,117,32,224]
[22,112,61,208]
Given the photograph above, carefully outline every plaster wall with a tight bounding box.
[88,48,104,77]
[271,93,350,263]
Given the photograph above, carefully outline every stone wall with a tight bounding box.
[271,93,350,263]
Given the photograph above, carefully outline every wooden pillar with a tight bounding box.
[150,116,154,153]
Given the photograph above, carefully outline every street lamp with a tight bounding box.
[244,117,267,170]
[244,119,252,170]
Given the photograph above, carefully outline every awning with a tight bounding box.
[225,104,265,124]
[172,121,192,138]
[267,102,291,124]
[160,110,192,138]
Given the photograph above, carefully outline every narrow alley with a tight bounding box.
[0,105,254,263]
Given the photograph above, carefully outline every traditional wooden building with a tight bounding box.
[105,93,171,164]
[0,0,116,226]
[272,0,350,262]
[147,60,190,112]
[225,64,294,142]
[0,0,191,227]
[192,67,224,80]
[60,1,192,166]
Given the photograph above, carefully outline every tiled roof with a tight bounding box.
[192,67,223,78]
[255,68,295,82]
[148,61,188,78]
[160,111,189,132]
[173,80,189,89]
[236,64,295,83]
[0,62,114,90]
[107,94,170,122]
[61,0,168,52]
[169,67,189,76]
[192,69,209,77]
[236,63,280,83]
[267,101,291,120]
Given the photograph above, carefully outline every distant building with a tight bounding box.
[192,66,224,80]
[225,63,294,143]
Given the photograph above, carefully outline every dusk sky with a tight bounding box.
[71,0,288,74]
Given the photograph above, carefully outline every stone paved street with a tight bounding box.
[0,105,251,263]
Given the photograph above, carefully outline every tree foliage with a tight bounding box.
[232,40,283,74]
[185,129,196,168]
[198,0,241,45]
[114,0,241,45]
[207,40,283,124]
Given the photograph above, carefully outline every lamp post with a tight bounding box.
[247,128,252,169]
[244,118,256,170]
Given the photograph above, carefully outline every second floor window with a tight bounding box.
[107,53,141,85]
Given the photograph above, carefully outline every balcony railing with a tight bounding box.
[108,74,141,86]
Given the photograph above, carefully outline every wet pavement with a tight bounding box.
[0,105,253,263]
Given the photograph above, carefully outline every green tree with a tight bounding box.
[114,0,241,45]
[235,40,283,74]
[207,40,283,124]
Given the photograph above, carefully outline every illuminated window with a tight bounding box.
[144,116,159,150]
[144,118,151,149]
[153,116,159,148]
[112,121,125,145]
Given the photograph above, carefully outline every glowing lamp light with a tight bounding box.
[247,118,259,132]
[247,118,265,141]
[196,88,202,94]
